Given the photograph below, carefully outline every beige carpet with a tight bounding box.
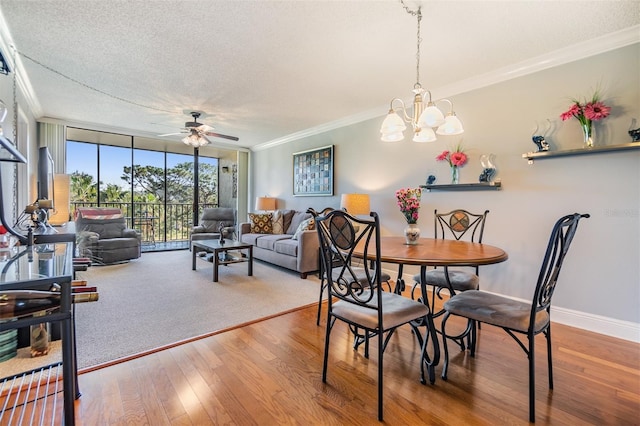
[73,250,321,369]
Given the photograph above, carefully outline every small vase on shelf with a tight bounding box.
[450,166,460,184]
[582,122,594,148]
[404,223,420,245]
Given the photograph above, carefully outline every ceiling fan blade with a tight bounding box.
[203,131,239,141]
[157,132,185,137]
[196,123,214,133]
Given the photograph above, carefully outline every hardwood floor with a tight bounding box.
[63,301,638,425]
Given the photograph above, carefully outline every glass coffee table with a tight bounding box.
[192,239,253,282]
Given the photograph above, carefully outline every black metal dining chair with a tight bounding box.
[316,210,429,421]
[440,212,589,423]
[309,207,391,326]
[411,209,489,350]
[412,209,489,310]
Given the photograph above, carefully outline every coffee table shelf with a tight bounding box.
[192,239,253,282]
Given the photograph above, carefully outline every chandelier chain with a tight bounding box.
[400,1,422,88]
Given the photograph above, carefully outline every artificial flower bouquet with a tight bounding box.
[395,187,421,224]
[436,144,468,167]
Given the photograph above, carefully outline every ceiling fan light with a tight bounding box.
[436,113,464,135]
[413,127,437,142]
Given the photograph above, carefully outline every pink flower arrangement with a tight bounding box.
[436,145,468,167]
[395,187,421,224]
[560,90,611,127]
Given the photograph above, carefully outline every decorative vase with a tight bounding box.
[404,223,420,245]
[582,121,594,148]
[450,166,460,184]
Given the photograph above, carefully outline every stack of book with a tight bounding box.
[71,280,99,303]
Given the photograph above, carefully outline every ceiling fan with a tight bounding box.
[158,111,239,146]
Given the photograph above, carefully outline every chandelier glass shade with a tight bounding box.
[380,2,464,142]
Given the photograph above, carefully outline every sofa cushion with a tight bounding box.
[198,208,236,233]
[274,238,299,257]
[77,217,127,239]
[272,210,285,234]
[287,211,312,234]
[97,237,140,250]
[256,234,292,250]
[282,210,296,234]
[240,233,261,246]
[249,213,273,234]
[292,218,314,240]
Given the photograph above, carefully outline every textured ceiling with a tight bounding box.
[0,0,638,151]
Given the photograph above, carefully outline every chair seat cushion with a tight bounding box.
[333,292,429,330]
[413,269,479,291]
[443,290,549,333]
[332,267,391,286]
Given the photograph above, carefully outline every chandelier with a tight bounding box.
[380,1,464,142]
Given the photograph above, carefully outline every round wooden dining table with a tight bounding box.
[353,236,508,384]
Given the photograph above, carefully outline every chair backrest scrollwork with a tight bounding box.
[531,213,589,326]
[316,210,382,307]
[434,209,489,242]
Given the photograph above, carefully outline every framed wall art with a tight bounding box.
[292,145,333,196]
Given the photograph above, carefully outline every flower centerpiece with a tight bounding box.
[560,90,611,148]
[395,187,422,244]
[436,144,468,184]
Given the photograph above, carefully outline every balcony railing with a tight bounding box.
[71,202,218,250]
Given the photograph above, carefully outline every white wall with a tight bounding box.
[251,43,640,340]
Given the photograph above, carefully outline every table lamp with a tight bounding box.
[340,193,370,216]
[255,196,276,212]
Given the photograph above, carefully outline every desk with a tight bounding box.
[353,236,508,383]
[0,242,77,425]
[33,221,76,246]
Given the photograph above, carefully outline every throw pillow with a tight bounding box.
[291,217,315,240]
[287,211,312,234]
[271,210,285,234]
[249,213,273,234]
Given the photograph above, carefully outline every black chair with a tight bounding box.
[440,213,589,423]
[317,210,429,421]
[411,209,488,349]
[413,209,489,308]
[308,207,391,326]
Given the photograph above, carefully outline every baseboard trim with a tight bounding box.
[392,269,640,344]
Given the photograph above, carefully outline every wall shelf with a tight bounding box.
[522,142,640,163]
[420,181,502,192]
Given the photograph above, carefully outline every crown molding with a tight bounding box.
[253,25,640,152]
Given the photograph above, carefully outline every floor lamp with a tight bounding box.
[0,135,29,245]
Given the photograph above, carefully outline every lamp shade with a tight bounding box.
[49,174,71,225]
[380,111,406,141]
[340,193,370,216]
[417,104,445,128]
[412,127,437,143]
[436,113,464,135]
[255,196,276,211]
